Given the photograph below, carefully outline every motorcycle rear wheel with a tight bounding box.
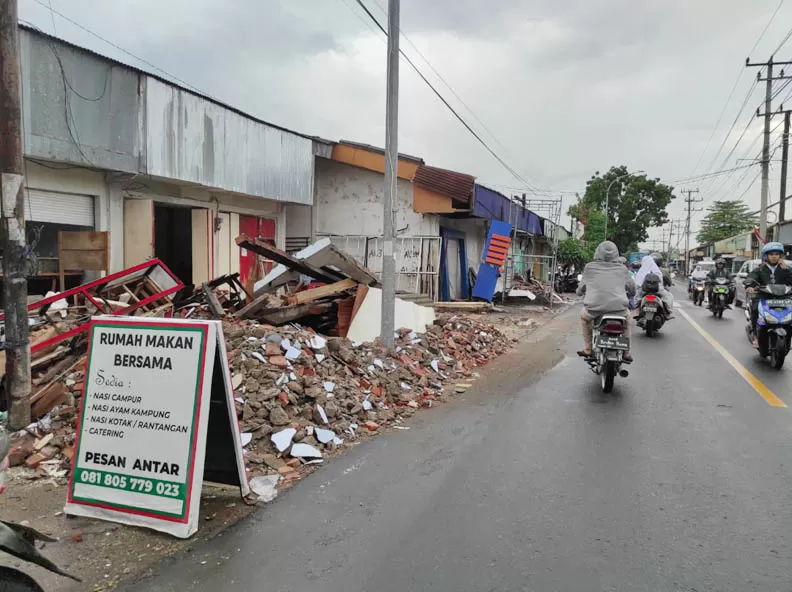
[601,360,616,393]
[645,323,655,337]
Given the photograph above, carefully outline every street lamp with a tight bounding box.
[603,169,644,240]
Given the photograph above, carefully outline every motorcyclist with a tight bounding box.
[706,257,733,307]
[650,252,672,288]
[576,241,636,361]
[745,242,792,348]
[635,255,675,318]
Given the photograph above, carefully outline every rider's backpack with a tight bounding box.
[642,272,661,294]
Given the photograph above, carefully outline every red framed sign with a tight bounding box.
[64,317,249,538]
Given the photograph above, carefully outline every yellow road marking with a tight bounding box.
[678,308,787,408]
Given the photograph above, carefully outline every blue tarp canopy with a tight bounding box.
[472,184,543,235]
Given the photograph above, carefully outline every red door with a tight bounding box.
[239,216,277,286]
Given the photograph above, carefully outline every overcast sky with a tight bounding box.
[18,0,792,247]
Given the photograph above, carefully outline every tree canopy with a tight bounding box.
[568,166,675,255]
[556,238,588,271]
[696,200,758,244]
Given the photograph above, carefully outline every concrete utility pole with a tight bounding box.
[683,189,701,275]
[0,0,31,430]
[747,56,792,239]
[780,110,790,223]
[380,0,399,347]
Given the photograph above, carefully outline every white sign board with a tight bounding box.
[65,317,249,538]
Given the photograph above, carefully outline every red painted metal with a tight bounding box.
[0,258,183,355]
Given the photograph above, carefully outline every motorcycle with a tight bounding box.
[709,277,732,318]
[0,432,80,591]
[691,279,706,306]
[636,292,667,337]
[744,283,792,369]
[581,314,630,393]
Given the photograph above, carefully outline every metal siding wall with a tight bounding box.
[20,30,142,172]
[145,78,313,204]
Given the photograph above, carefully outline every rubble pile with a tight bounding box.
[2,235,517,489]
[7,314,512,482]
[228,314,511,480]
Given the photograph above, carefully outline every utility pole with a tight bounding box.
[747,56,792,238]
[0,0,30,430]
[665,220,674,264]
[380,0,399,347]
[780,110,790,223]
[682,189,701,275]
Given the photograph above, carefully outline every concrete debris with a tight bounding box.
[5,230,515,489]
[271,428,297,453]
[290,443,323,459]
[314,428,335,444]
[249,475,280,503]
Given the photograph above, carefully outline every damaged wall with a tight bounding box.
[314,158,438,238]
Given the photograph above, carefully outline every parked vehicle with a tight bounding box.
[734,259,792,307]
[554,271,579,294]
[709,277,732,318]
[581,314,630,393]
[0,432,80,591]
[744,283,792,369]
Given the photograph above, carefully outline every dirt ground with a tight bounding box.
[0,298,569,591]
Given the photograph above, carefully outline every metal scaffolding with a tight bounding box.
[501,196,564,306]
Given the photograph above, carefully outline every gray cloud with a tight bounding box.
[19,0,792,237]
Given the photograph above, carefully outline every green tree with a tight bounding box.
[556,238,588,271]
[568,166,675,255]
[696,200,758,244]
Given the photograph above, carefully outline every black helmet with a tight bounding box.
[715,257,725,267]
[650,252,664,267]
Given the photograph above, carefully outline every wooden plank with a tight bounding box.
[60,231,108,251]
[290,279,358,305]
[257,303,332,326]
[235,234,344,284]
[432,301,492,312]
[201,283,225,318]
[31,383,68,420]
[350,284,369,327]
[233,291,279,319]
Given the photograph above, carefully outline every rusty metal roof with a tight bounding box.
[413,165,476,207]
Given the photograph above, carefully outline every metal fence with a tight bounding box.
[317,234,441,300]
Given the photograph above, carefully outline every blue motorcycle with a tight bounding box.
[745,283,792,369]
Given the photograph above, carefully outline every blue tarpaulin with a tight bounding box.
[472,185,542,235]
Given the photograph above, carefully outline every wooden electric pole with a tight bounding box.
[0,0,31,430]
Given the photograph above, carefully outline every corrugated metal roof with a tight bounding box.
[413,165,476,207]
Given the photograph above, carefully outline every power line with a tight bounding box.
[350,0,544,194]
[688,0,784,177]
[672,162,758,185]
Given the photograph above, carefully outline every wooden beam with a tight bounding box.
[201,282,225,318]
[235,234,344,284]
[289,279,358,305]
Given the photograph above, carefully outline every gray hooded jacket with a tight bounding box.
[576,241,636,314]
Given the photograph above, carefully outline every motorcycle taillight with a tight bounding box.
[646,295,657,302]
[601,322,625,334]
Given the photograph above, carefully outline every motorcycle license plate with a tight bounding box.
[596,335,629,350]
[767,299,791,308]
[715,288,728,294]
[643,305,657,312]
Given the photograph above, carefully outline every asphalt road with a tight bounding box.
[129,290,792,592]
